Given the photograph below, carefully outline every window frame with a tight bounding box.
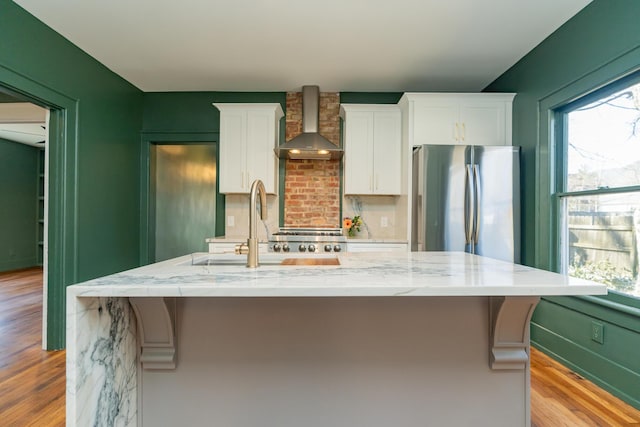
[553,70,640,303]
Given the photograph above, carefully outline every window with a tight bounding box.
[557,73,640,298]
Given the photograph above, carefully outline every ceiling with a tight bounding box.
[14,0,591,93]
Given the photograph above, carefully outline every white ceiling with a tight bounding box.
[14,0,591,93]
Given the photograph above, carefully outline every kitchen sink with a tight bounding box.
[189,254,281,266]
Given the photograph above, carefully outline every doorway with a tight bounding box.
[150,143,218,262]
[0,89,50,348]
[0,73,77,350]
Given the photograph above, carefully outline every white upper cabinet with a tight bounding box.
[340,104,402,195]
[398,93,515,146]
[213,103,283,194]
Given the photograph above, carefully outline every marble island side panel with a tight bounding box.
[66,296,137,427]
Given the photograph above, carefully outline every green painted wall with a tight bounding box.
[141,92,400,134]
[486,0,640,409]
[143,92,286,133]
[0,0,144,349]
[0,138,38,271]
[339,92,403,104]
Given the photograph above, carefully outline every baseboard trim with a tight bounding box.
[0,257,39,273]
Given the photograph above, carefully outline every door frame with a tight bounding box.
[1,64,78,350]
[139,132,224,265]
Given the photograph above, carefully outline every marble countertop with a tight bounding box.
[346,239,408,244]
[206,237,409,244]
[205,237,265,243]
[67,251,607,298]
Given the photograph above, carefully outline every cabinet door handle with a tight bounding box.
[242,171,245,189]
[375,174,379,191]
[462,123,466,142]
[455,123,460,142]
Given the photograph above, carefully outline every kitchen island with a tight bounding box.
[66,251,606,427]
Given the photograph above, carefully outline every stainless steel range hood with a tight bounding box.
[274,85,343,160]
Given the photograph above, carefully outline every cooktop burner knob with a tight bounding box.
[324,244,332,252]
[308,244,316,253]
[282,244,290,252]
[333,244,342,252]
[299,244,307,252]
[273,244,281,252]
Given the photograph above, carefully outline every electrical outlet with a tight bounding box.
[227,216,235,227]
[591,321,604,344]
[380,216,388,227]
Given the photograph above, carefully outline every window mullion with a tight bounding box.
[552,110,569,272]
[558,185,640,199]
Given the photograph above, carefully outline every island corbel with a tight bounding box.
[129,297,177,370]
[489,296,540,370]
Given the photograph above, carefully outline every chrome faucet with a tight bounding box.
[235,179,267,268]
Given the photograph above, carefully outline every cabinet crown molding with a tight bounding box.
[339,103,400,118]
[212,102,284,118]
[398,92,516,106]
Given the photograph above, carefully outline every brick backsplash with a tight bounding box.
[283,91,341,227]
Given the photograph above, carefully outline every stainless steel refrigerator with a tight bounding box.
[411,145,520,263]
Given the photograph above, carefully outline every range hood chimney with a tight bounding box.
[275,85,343,160]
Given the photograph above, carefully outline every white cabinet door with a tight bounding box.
[459,99,507,146]
[344,111,374,194]
[218,109,247,193]
[341,105,402,195]
[412,99,459,145]
[214,103,283,194]
[399,93,514,146]
[373,110,402,195]
[246,110,276,192]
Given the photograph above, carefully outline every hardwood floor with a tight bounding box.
[1,268,639,426]
[0,267,65,427]
[530,346,640,426]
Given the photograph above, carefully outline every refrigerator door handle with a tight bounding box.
[464,164,474,245]
[473,164,481,245]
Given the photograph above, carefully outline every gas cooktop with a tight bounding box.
[272,227,344,237]
[269,228,346,253]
